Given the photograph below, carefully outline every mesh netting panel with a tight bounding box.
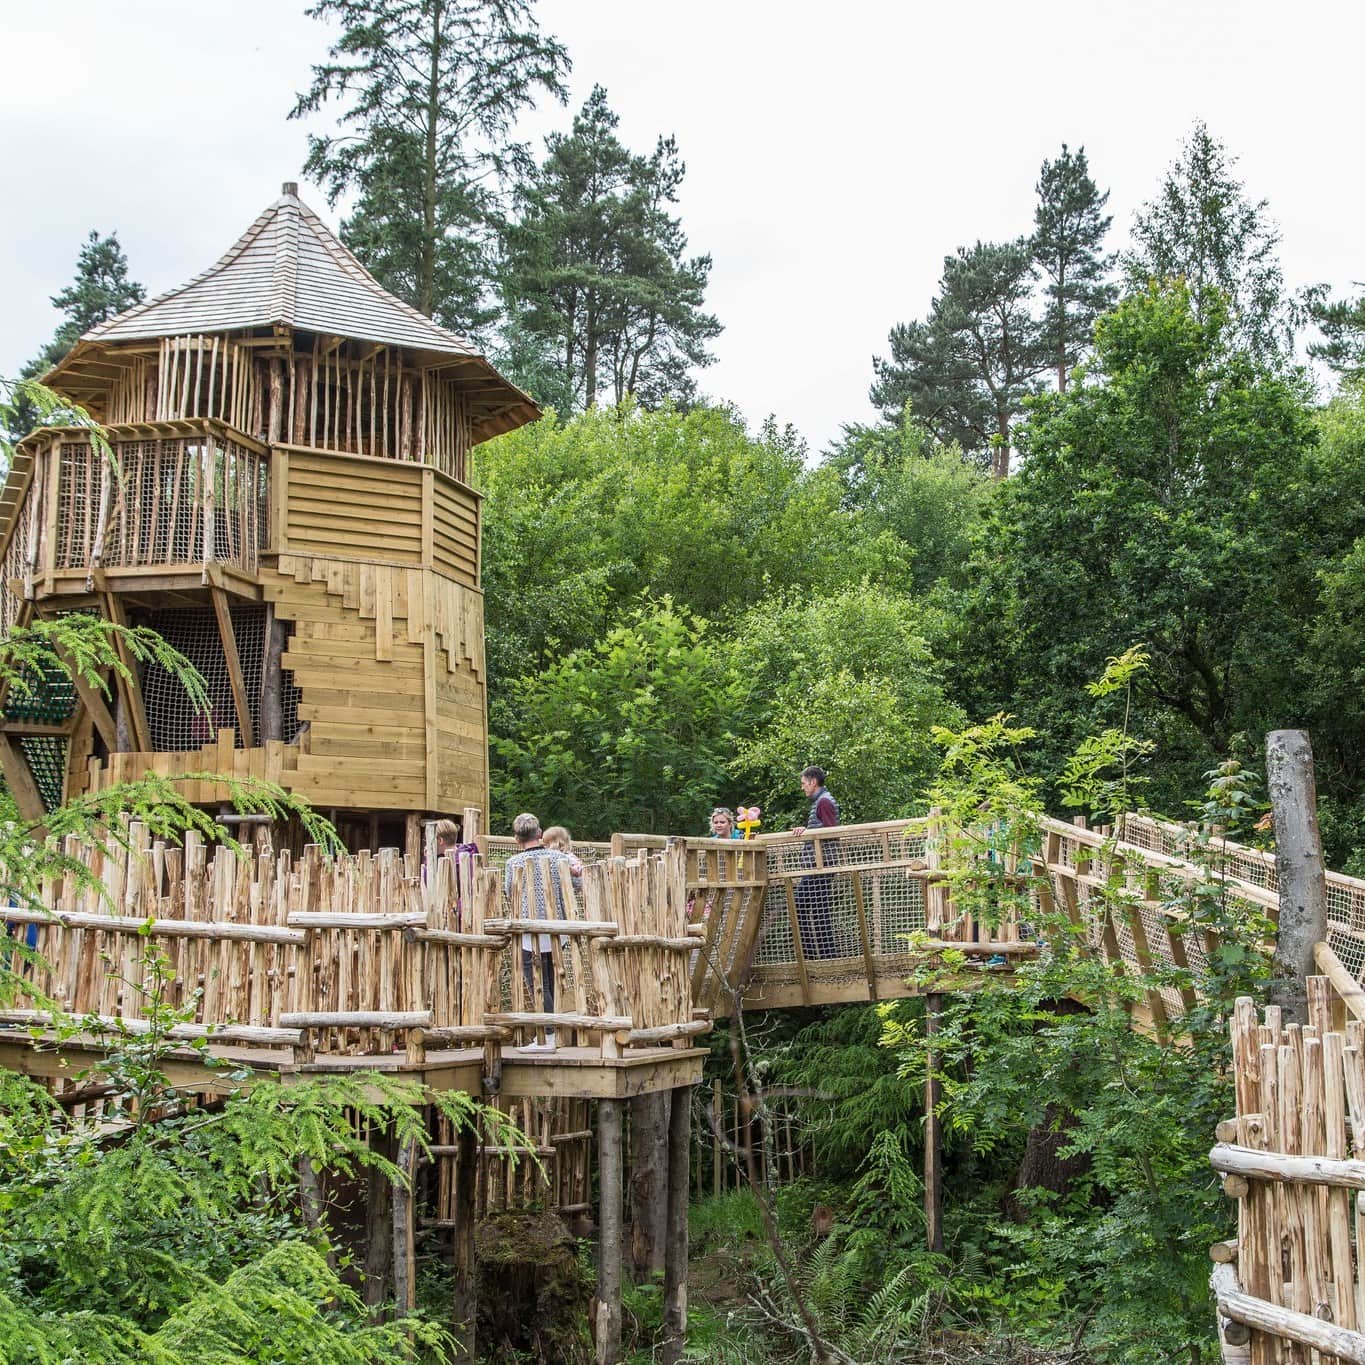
[1,531,26,637]
[19,735,67,810]
[3,651,76,727]
[142,605,264,751]
[1123,814,1365,979]
[55,438,268,574]
[484,838,613,876]
[281,635,302,743]
[754,826,930,967]
[1330,927,1365,981]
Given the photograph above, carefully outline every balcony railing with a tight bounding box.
[0,419,482,637]
[59,419,269,577]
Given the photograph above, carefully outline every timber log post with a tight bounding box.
[363,1123,396,1309]
[451,1122,479,1362]
[629,1091,670,1280]
[596,1098,625,1364]
[662,1085,692,1364]
[1267,729,1329,1024]
[392,1138,417,1313]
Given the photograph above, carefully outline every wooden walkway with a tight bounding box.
[1,825,706,1098]
[587,816,1365,1036]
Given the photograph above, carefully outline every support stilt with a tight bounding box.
[392,1138,416,1313]
[629,1091,670,1280]
[662,1086,692,1364]
[451,1122,479,1363]
[363,1124,395,1309]
[596,1098,624,1365]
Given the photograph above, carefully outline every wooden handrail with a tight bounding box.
[1314,940,1365,1022]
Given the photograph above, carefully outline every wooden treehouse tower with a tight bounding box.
[0,183,537,844]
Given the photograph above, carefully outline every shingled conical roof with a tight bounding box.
[86,184,483,356]
[48,184,537,443]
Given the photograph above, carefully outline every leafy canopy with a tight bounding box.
[491,598,746,834]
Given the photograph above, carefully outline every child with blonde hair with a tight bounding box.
[541,825,585,879]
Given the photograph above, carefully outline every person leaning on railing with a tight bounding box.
[502,813,579,1052]
[792,766,840,959]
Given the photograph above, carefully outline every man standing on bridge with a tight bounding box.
[793,766,839,959]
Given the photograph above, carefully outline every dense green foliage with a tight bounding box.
[474,403,975,836]
[0,1002,498,1363]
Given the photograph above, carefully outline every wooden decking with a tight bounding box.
[0,1034,704,1102]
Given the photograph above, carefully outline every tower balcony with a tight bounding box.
[2,418,481,625]
[2,419,269,619]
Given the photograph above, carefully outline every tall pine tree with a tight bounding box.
[1031,144,1115,391]
[871,239,1045,477]
[500,85,719,410]
[1127,121,1294,364]
[291,0,569,338]
[1308,289,1365,380]
[4,230,144,447]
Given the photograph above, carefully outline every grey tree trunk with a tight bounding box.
[1267,729,1329,1024]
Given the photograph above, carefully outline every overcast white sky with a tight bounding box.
[2,1,1362,454]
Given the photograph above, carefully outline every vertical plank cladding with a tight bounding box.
[280,446,425,564]
[429,475,480,588]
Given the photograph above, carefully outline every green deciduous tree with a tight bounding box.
[1127,120,1294,365]
[977,281,1340,809]
[490,598,745,834]
[825,413,993,595]
[871,240,1046,477]
[501,85,720,410]
[4,233,144,447]
[292,0,569,336]
[729,583,962,826]
[1031,143,1116,391]
[472,403,848,688]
